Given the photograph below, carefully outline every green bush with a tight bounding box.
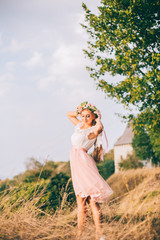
[0,172,75,214]
[45,172,75,212]
[0,180,10,196]
[119,153,143,170]
[97,158,115,180]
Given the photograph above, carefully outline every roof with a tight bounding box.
[114,123,133,146]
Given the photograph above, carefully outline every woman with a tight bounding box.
[67,101,113,240]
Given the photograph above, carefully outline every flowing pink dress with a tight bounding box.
[70,122,113,203]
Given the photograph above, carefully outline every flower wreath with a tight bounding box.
[76,101,100,118]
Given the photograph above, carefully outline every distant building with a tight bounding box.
[114,123,134,173]
[114,123,152,173]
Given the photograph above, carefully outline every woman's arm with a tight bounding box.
[67,111,81,125]
[88,112,103,140]
[94,118,103,135]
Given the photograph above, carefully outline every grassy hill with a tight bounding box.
[0,167,159,239]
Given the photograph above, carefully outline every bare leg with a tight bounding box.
[76,195,88,239]
[88,197,103,240]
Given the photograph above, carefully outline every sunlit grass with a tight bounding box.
[0,167,159,240]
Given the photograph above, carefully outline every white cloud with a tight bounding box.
[7,38,26,52]
[23,51,43,68]
[48,45,77,79]
[0,73,14,97]
[37,43,86,90]
[6,61,16,71]
[37,75,56,90]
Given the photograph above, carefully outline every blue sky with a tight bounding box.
[0,0,130,179]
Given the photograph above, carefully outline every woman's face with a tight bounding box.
[80,109,95,126]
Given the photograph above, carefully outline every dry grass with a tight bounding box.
[0,167,160,240]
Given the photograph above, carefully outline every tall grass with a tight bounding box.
[0,167,159,240]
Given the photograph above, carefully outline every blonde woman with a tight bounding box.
[67,101,113,240]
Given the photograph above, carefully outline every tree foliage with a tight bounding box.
[132,124,160,164]
[82,0,160,159]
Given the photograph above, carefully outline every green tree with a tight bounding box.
[82,0,160,160]
[132,125,160,164]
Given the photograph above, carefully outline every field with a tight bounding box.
[0,167,159,240]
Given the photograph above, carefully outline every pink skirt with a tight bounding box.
[70,145,114,203]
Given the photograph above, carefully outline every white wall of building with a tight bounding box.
[114,144,133,173]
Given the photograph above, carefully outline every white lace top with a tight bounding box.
[71,122,97,151]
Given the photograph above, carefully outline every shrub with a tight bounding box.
[119,152,143,170]
[97,158,115,179]
[45,172,75,212]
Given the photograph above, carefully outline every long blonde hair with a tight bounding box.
[93,144,103,164]
[92,126,103,164]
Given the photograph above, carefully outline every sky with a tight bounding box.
[0,0,130,180]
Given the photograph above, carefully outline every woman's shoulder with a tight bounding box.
[75,122,83,130]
